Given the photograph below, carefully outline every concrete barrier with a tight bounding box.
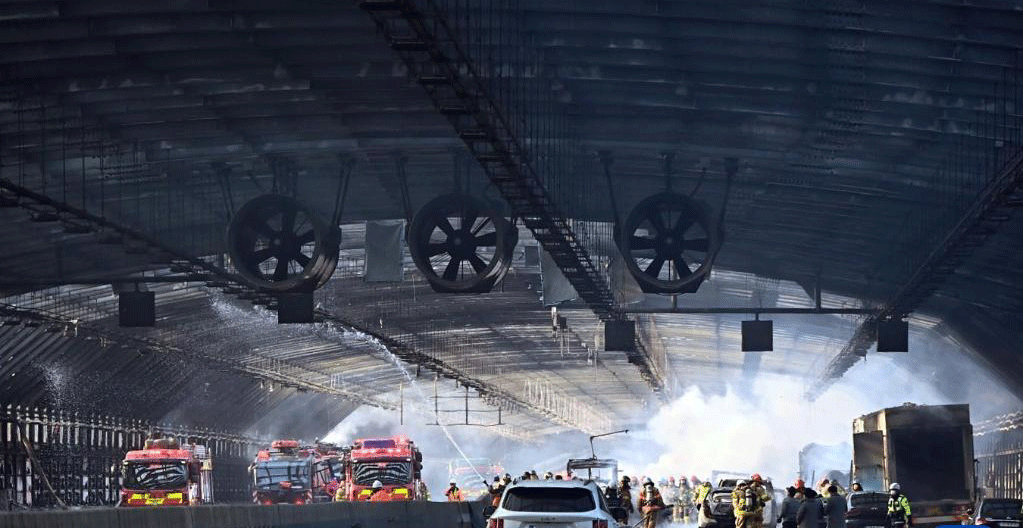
[0,501,485,528]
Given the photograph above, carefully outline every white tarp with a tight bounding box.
[364,220,404,282]
[540,248,578,306]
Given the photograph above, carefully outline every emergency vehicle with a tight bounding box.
[252,439,317,505]
[347,436,425,501]
[119,437,213,507]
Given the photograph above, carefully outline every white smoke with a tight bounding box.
[600,346,1020,487]
[316,314,1022,495]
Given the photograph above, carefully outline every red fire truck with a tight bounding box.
[311,442,349,502]
[347,436,425,501]
[119,437,213,507]
[252,439,317,505]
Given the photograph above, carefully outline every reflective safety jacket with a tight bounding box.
[733,484,770,515]
[694,482,712,505]
[888,495,912,521]
[638,488,666,514]
[445,487,465,502]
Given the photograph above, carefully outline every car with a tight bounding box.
[974,498,1023,528]
[487,479,618,528]
[699,485,737,528]
[845,491,889,528]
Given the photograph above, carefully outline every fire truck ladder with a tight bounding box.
[357,0,617,322]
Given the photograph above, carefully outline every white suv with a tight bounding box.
[487,480,618,528]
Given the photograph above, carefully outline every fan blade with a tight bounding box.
[297,229,316,245]
[475,232,498,247]
[644,256,666,277]
[683,238,710,252]
[471,216,492,236]
[630,235,656,250]
[294,253,311,268]
[437,216,456,237]
[672,214,696,236]
[425,243,448,257]
[442,258,461,281]
[282,205,298,233]
[253,248,274,263]
[673,257,693,277]
[273,259,289,281]
[461,205,479,231]
[468,253,488,274]
[646,209,667,235]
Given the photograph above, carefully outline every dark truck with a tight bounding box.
[852,403,975,528]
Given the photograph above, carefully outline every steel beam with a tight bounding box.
[810,142,1023,397]
[623,307,877,315]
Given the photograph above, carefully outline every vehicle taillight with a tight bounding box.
[293,498,305,505]
[487,519,504,528]
[977,518,987,525]
[593,521,608,528]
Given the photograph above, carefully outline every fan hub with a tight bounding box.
[448,230,477,258]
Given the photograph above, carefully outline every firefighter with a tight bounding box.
[694,478,712,517]
[605,483,629,525]
[659,478,678,518]
[445,481,465,502]
[749,474,772,528]
[620,476,635,517]
[325,476,342,501]
[733,479,765,528]
[820,478,845,498]
[637,478,666,528]
[887,483,912,528]
[368,480,388,502]
[674,477,692,523]
[489,476,504,507]
[334,479,348,502]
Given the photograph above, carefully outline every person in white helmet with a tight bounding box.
[637,478,665,528]
[445,481,465,502]
[367,480,388,501]
[887,483,912,527]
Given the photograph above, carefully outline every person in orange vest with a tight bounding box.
[445,481,465,502]
[368,480,389,501]
[638,478,666,528]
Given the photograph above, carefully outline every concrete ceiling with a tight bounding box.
[1,0,1022,437]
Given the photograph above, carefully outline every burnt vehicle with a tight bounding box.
[845,492,889,528]
[698,484,736,528]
